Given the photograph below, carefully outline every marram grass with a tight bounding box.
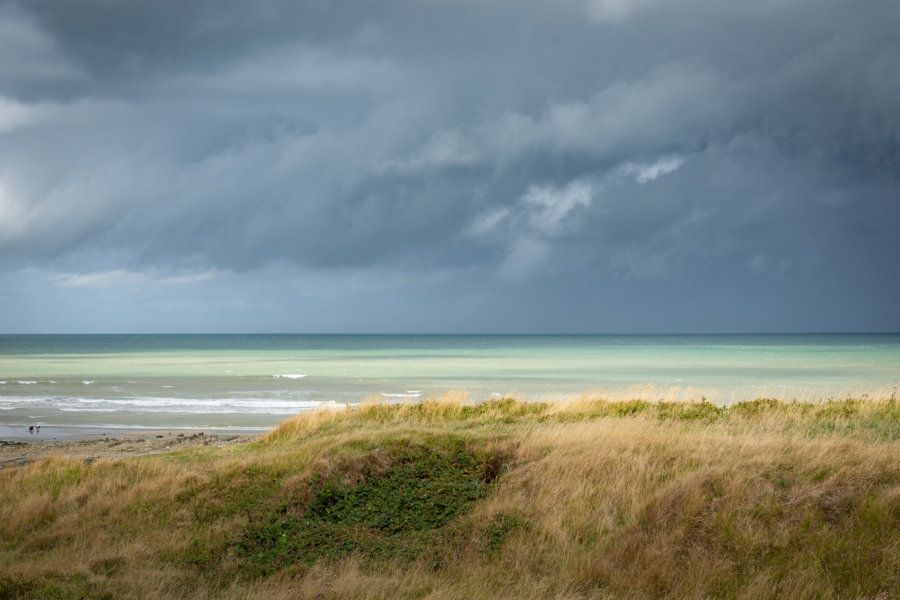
[2,393,900,599]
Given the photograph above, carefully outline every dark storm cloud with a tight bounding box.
[1,0,899,331]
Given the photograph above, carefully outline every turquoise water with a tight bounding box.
[1,334,898,430]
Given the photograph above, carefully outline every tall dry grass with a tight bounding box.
[2,393,900,599]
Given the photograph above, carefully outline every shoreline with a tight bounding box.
[0,423,268,443]
[0,427,264,469]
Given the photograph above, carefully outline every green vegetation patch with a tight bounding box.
[0,573,111,600]
[236,438,506,573]
[480,512,529,555]
[657,399,724,422]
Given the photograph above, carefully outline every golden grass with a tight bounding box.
[2,393,900,599]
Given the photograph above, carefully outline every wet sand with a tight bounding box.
[0,427,264,469]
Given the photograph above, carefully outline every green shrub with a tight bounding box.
[236,439,506,573]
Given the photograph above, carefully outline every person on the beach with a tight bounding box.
[35,425,40,433]
[28,425,34,433]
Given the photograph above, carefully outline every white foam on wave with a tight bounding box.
[45,395,338,415]
[17,381,38,385]
[273,374,307,379]
[381,392,422,398]
[0,396,51,404]
[82,380,95,385]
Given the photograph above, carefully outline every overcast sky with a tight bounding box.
[0,0,898,333]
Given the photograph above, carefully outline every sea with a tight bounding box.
[1,334,898,433]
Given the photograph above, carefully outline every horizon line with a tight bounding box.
[2,331,898,336]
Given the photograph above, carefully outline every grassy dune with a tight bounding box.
[2,394,900,599]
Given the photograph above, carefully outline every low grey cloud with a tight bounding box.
[0,0,898,332]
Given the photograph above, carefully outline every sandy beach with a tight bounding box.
[0,427,262,469]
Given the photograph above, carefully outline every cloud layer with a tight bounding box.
[1,0,898,332]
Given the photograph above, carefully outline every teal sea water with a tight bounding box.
[1,334,898,431]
